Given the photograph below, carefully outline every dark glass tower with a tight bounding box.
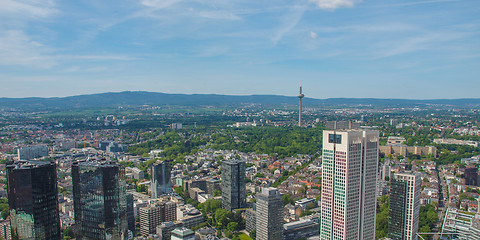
[221,159,246,211]
[388,172,421,240]
[6,160,61,240]
[151,161,172,198]
[72,160,128,240]
[465,167,479,186]
[388,180,407,240]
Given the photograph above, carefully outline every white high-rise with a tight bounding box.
[320,129,379,240]
[256,187,284,240]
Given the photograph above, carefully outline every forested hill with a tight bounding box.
[1,91,479,111]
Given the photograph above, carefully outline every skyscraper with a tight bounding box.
[72,160,128,240]
[126,193,135,235]
[151,160,172,198]
[388,172,421,240]
[6,160,61,240]
[320,129,379,240]
[221,159,246,211]
[465,167,479,186]
[256,187,284,240]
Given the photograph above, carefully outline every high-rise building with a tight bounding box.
[139,201,176,236]
[320,129,379,240]
[221,159,246,211]
[388,172,421,240]
[72,160,128,240]
[126,193,135,235]
[465,167,479,186]
[6,161,61,240]
[256,187,283,240]
[151,161,172,198]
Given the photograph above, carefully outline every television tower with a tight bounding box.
[297,84,304,127]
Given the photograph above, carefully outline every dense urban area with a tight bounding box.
[0,99,479,240]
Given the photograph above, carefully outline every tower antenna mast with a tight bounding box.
[297,84,304,127]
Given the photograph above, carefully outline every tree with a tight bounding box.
[249,229,256,240]
[62,228,74,240]
[282,194,294,206]
[227,222,238,232]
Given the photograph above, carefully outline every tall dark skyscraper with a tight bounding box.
[221,159,246,211]
[6,160,61,240]
[151,160,172,198]
[465,167,479,186]
[388,172,421,240]
[72,160,128,240]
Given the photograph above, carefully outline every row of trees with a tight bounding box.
[209,127,323,158]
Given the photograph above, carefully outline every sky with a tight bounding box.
[0,0,479,99]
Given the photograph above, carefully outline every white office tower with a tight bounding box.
[256,187,284,240]
[388,172,421,240]
[320,129,379,240]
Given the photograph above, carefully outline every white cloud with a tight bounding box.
[59,55,137,61]
[140,0,182,9]
[197,11,242,20]
[0,0,57,18]
[310,31,318,39]
[0,30,55,68]
[309,0,362,10]
[272,5,307,45]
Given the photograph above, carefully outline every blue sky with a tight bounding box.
[0,0,479,99]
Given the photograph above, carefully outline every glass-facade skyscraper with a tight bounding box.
[221,159,246,211]
[151,161,172,198]
[72,160,128,240]
[388,172,421,240]
[6,160,61,240]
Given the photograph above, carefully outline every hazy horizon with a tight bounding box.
[1,0,479,99]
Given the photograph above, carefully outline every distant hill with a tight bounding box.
[0,91,479,111]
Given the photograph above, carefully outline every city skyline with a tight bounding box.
[1,0,479,99]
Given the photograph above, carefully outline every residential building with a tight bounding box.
[387,136,406,145]
[139,201,177,236]
[442,207,480,239]
[320,129,379,240]
[0,219,11,240]
[171,227,195,240]
[283,219,320,240]
[6,160,61,240]
[221,159,246,211]
[72,160,128,240]
[17,145,48,160]
[156,221,181,240]
[256,187,283,240]
[388,172,421,240]
[152,161,173,198]
[379,145,436,157]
